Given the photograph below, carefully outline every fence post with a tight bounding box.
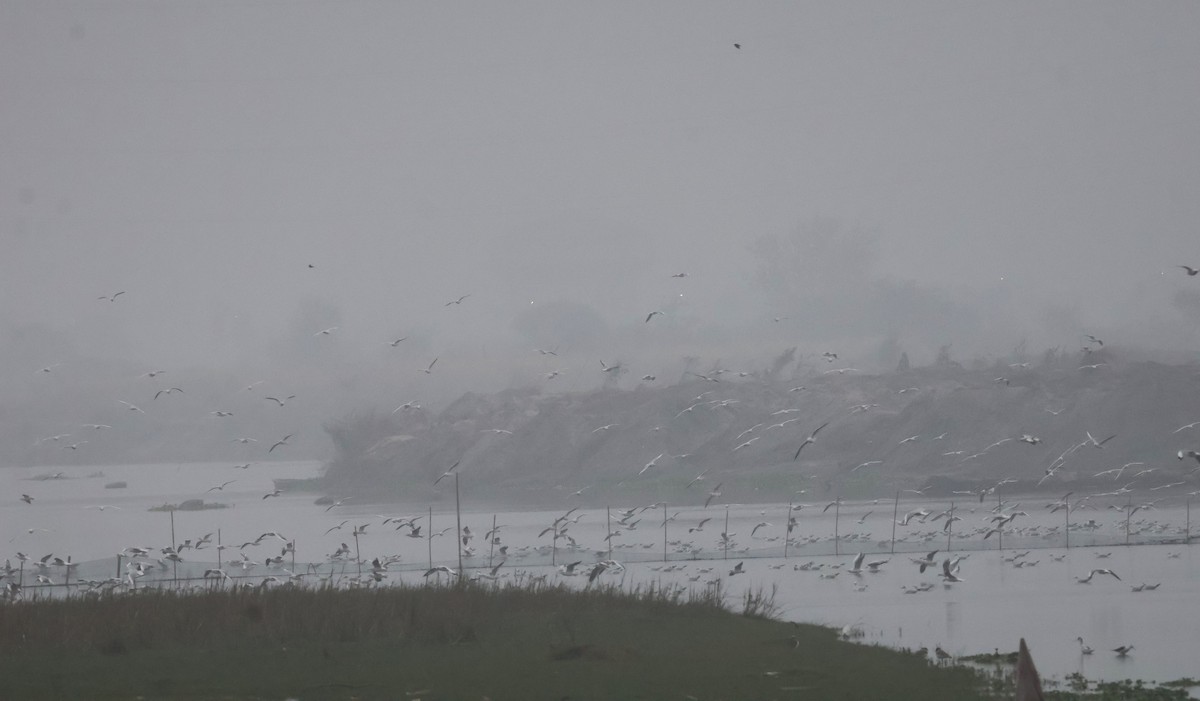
[606,506,613,560]
[662,502,668,563]
[1065,496,1070,549]
[946,502,953,552]
[723,506,730,560]
[784,503,793,559]
[455,473,463,577]
[834,498,840,557]
[890,491,899,555]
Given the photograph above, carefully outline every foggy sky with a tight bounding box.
[3,1,1199,415]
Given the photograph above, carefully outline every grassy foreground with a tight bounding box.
[0,580,990,701]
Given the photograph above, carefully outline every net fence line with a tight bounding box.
[5,492,1194,599]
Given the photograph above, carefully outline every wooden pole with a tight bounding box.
[1065,496,1070,549]
[170,510,177,588]
[353,531,362,578]
[551,518,558,567]
[946,502,953,552]
[784,503,793,559]
[455,474,463,577]
[606,506,613,560]
[1125,495,1132,545]
[997,488,1003,551]
[488,514,497,570]
[217,529,222,571]
[662,502,668,563]
[891,490,900,555]
[1187,497,1191,542]
[427,506,433,572]
[723,506,730,560]
[834,498,840,557]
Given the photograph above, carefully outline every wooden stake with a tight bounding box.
[891,490,900,555]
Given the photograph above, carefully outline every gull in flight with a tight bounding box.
[153,387,184,400]
[941,558,965,582]
[644,311,663,323]
[206,480,236,493]
[482,428,513,435]
[268,434,293,453]
[386,337,408,347]
[1177,450,1200,464]
[909,550,940,573]
[1179,266,1198,276]
[20,494,34,505]
[1075,568,1120,583]
[848,552,866,574]
[1085,431,1116,449]
[262,489,282,500]
[323,497,351,512]
[117,400,145,413]
[592,423,618,433]
[445,294,471,306]
[733,437,760,452]
[434,460,461,486]
[671,272,688,278]
[423,357,438,374]
[704,483,723,508]
[313,327,338,336]
[98,291,126,302]
[265,395,296,407]
[392,401,421,414]
[793,421,832,460]
[1172,421,1200,434]
[853,461,881,472]
[231,437,258,444]
[210,411,233,418]
[638,454,664,476]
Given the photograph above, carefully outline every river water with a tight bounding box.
[4,460,1198,690]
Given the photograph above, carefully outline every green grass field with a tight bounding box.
[0,579,994,700]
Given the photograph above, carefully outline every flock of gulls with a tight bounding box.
[6,266,1200,676]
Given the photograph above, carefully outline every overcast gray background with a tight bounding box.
[3,1,1199,422]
